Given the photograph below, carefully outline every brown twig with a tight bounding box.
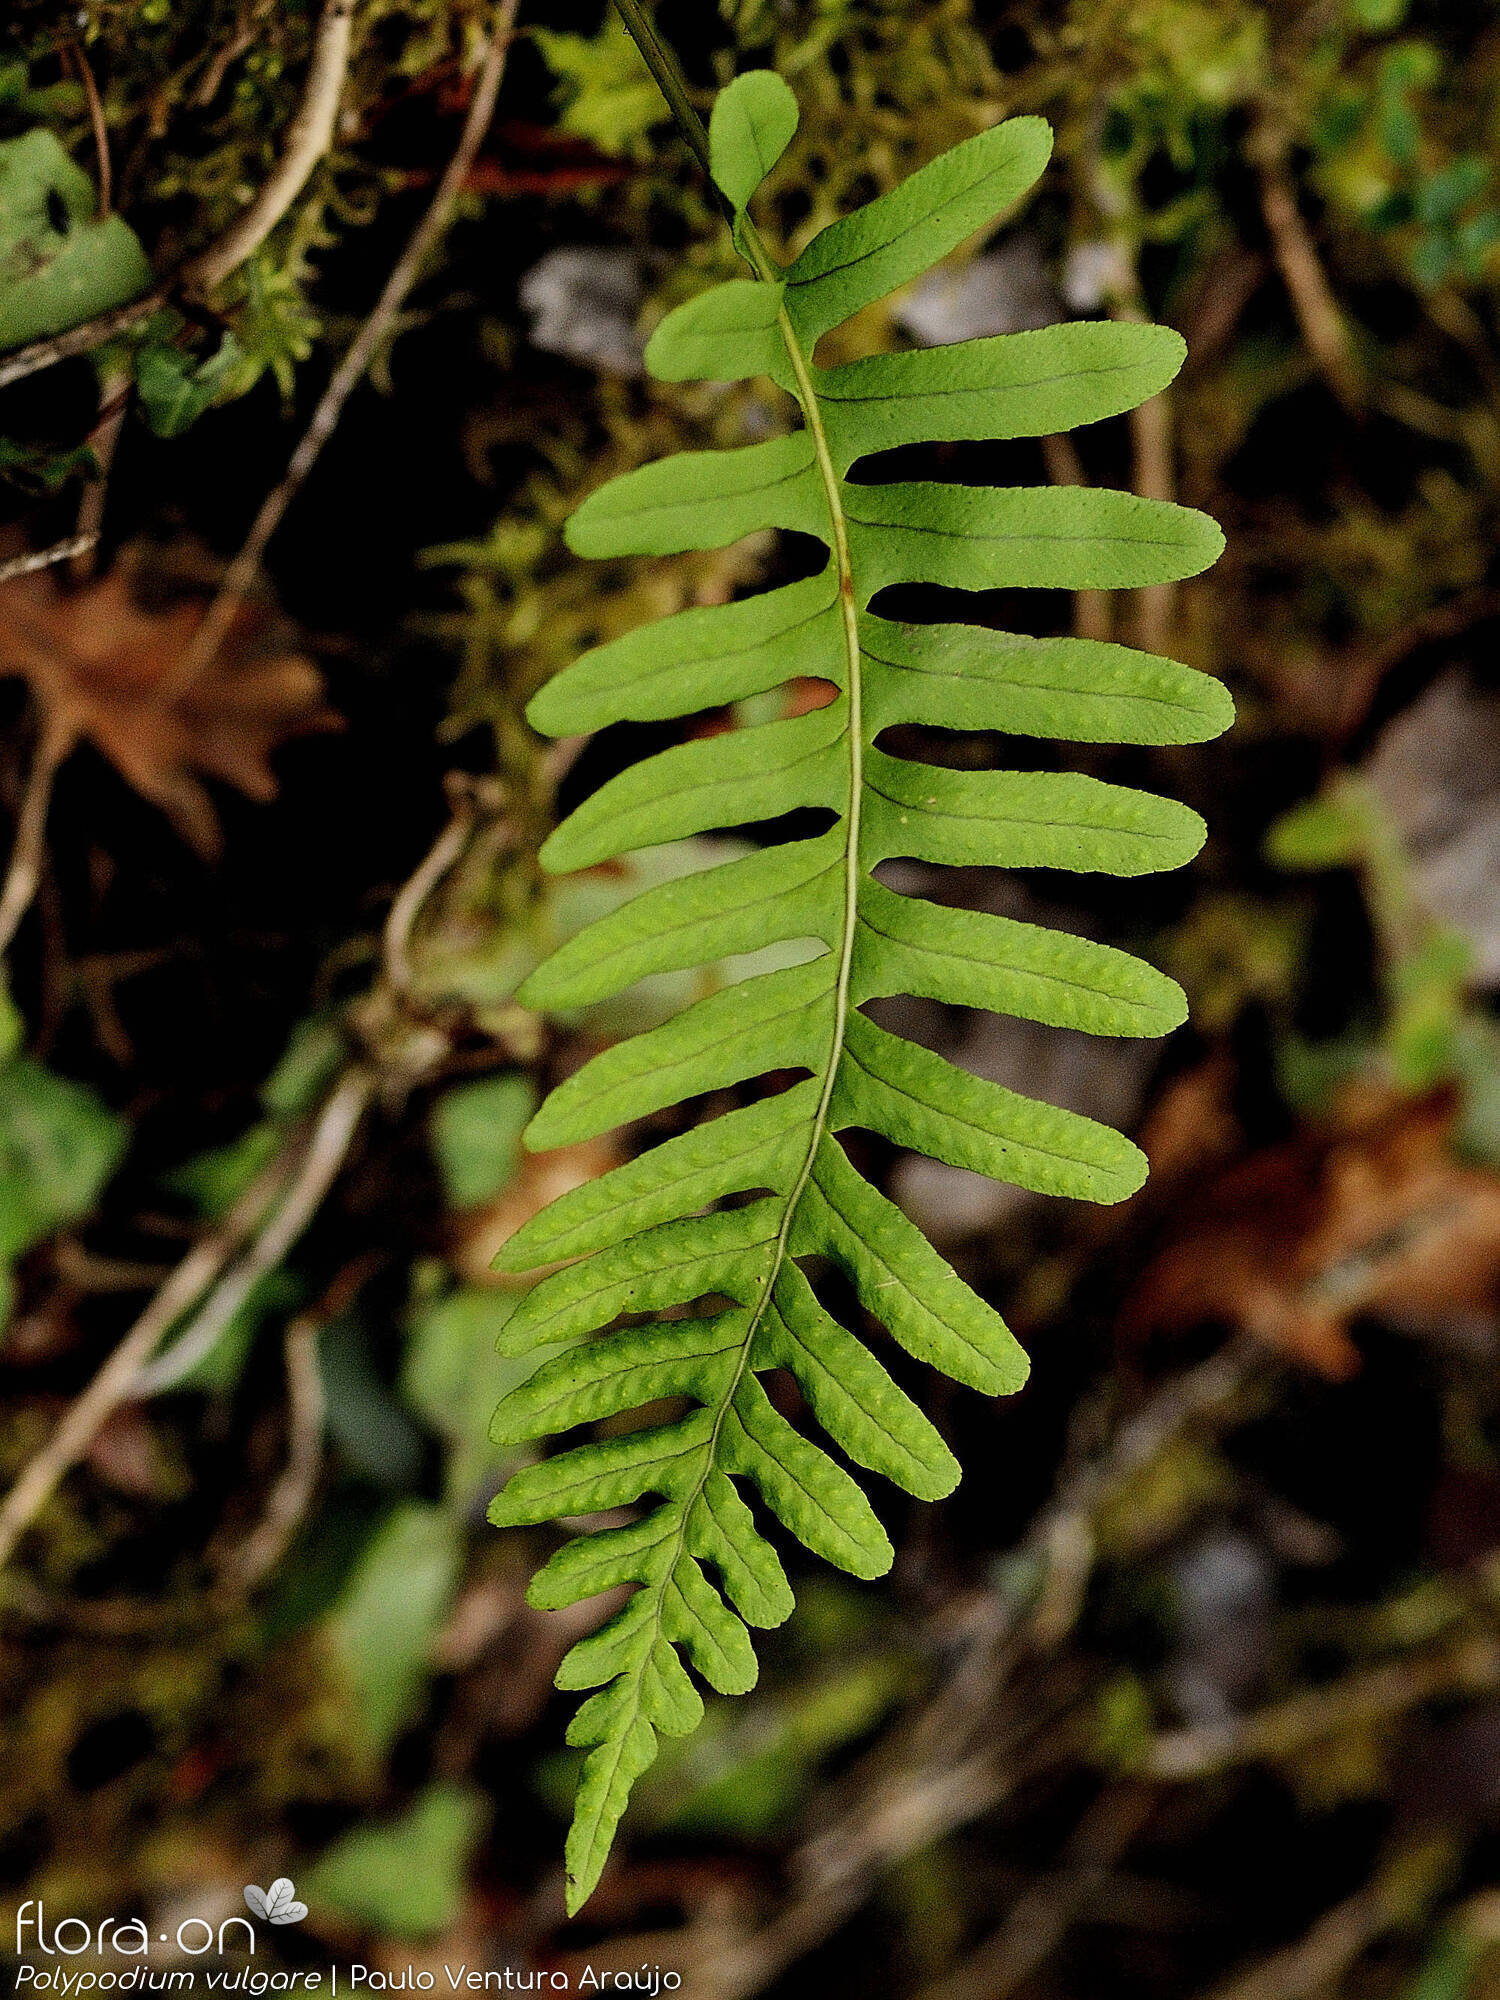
[213,1310,327,1594]
[697,1684,1093,2000]
[0,720,74,958]
[914,1785,1158,2000]
[1195,1840,1454,2000]
[1253,117,1363,412]
[171,0,521,702]
[195,0,276,108]
[0,536,98,586]
[0,0,358,393]
[65,39,112,217]
[1145,1631,1500,1781]
[133,1067,373,1394]
[382,779,489,1003]
[188,0,357,296]
[72,362,133,580]
[691,1344,1265,1999]
[0,290,169,392]
[1077,107,1181,648]
[1127,355,1177,652]
[0,1147,291,1574]
[0,730,512,1573]
[0,1069,371,1573]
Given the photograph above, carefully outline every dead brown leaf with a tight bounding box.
[0,542,341,855]
[1122,1088,1500,1380]
[450,1134,621,1286]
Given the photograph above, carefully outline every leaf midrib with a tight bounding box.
[580,228,868,1866]
[841,1037,1126,1180]
[853,905,1166,1020]
[816,353,1155,409]
[859,636,1209,715]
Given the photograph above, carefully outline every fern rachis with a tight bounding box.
[489,47,1230,1912]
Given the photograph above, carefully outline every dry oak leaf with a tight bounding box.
[0,544,341,855]
[1121,1088,1500,1380]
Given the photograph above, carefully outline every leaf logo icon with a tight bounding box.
[243,1880,308,1925]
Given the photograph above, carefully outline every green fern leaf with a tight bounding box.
[490,63,1230,1912]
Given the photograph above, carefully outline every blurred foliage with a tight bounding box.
[303,1781,488,1937]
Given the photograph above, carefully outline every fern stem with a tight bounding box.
[609,0,718,202]
[609,0,781,283]
[608,0,869,1434]
[575,12,871,1904]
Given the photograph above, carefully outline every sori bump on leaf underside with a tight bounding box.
[488,59,1230,1914]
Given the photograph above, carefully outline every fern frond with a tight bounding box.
[490,63,1230,1911]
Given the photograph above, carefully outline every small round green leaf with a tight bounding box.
[709,71,799,213]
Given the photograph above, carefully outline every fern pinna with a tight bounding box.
[489,61,1230,1910]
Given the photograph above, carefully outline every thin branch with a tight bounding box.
[65,39,112,217]
[195,0,276,108]
[0,536,97,586]
[693,1344,1265,2000]
[1077,109,1181,648]
[188,0,357,295]
[0,289,168,393]
[0,0,356,393]
[914,1786,1157,2000]
[72,362,133,580]
[1196,1842,1452,2000]
[382,781,486,1002]
[1253,116,1362,411]
[1127,359,1177,652]
[213,1310,326,1595]
[0,721,73,959]
[135,1068,372,1393]
[170,0,520,702]
[1145,1630,1500,1781]
[0,1147,290,1574]
[0,1070,370,1573]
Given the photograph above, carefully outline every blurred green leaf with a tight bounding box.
[1276,1027,1382,1120]
[0,984,21,1065]
[1416,156,1489,226]
[1266,790,1372,871]
[320,1500,461,1763]
[534,16,663,158]
[320,1316,429,1491]
[1093,1670,1158,1772]
[401,1283,534,1503]
[0,130,152,348]
[165,1120,281,1219]
[1400,1927,1481,2000]
[1388,927,1472,1089]
[1350,0,1408,28]
[303,1782,487,1939]
[0,433,97,493]
[0,1055,127,1262]
[0,61,85,122]
[429,1073,535,1209]
[134,330,244,438]
[262,1016,345,1119]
